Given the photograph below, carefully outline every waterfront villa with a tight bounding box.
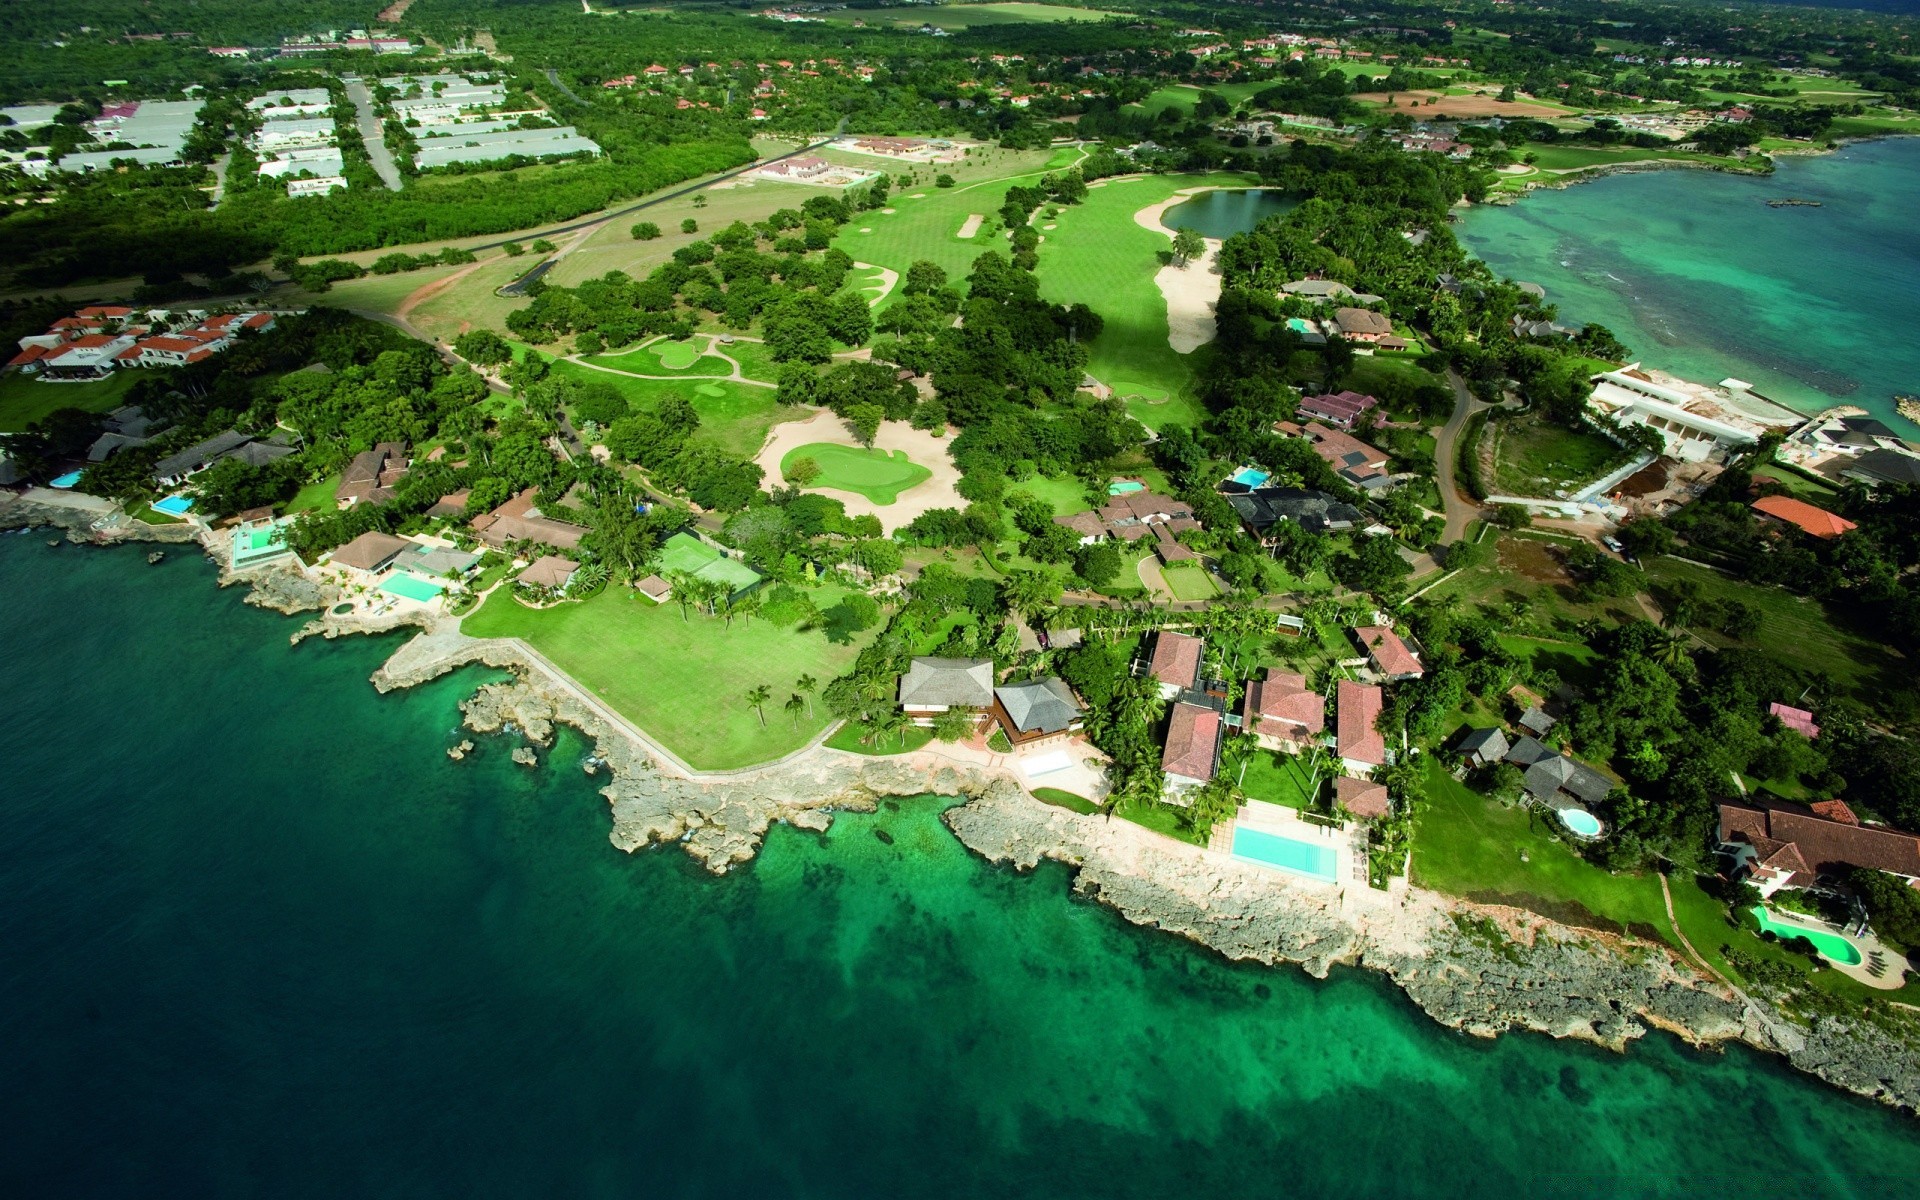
[1336,679,1386,772]
[329,530,412,578]
[898,656,995,722]
[1718,798,1920,898]
[1586,367,1794,463]
[1333,776,1391,821]
[991,678,1084,748]
[471,488,588,552]
[1242,669,1324,749]
[1161,700,1223,795]
[152,430,294,486]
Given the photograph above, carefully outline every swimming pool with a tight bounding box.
[49,471,83,489]
[1230,826,1339,883]
[1108,480,1145,495]
[1559,808,1603,837]
[1228,467,1270,488]
[151,495,195,516]
[380,574,446,603]
[1750,906,1863,966]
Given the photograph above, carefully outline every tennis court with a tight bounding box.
[658,532,763,595]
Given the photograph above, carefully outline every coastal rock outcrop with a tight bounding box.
[235,564,329,614]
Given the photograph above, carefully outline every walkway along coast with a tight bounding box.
[6,486,1920,1115]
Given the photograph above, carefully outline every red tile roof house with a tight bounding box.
[1280,421,1395,491]
[1768,702,1820,739]
[1334,775,1391,821]
[1336,679,1387,772]
[1750,494,1857,540]
[1161,701,1223,796]
[1717,799,1920,899]
[1242,669,1324,748]
[1354,625,1424,681]
[1147,630,1204,698]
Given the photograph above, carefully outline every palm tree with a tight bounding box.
[784,692,806,728]
[664,570,700,621]
[734,593,761,628]
[796,673,818,716]
[746,684,772,727]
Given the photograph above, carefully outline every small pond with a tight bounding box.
[1160,188,1297,239]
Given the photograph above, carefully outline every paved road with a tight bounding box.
[209,153,231,208]
[342,76,404,191]
[543,67,589,107]
[1434,368,1491,544]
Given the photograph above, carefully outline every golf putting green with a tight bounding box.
[694,383,728,398]
[1112,380,1171,403]
[781,442,932,505]
[650,340,705,370]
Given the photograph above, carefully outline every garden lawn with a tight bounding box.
[1411,759,1671,936]
[1160,562,1220,601]
[288,472,344,514]
[0,371,138,432]
[1494,634,1602,689]
[826,723,935,755]
[1486,412,1629,495]
[1641,556,1906,699]
[1237,750,1322,810]
[1033,787,1100,814]
[462,585,871,770]
[782,442,931,504]
[1011,473,1096,516]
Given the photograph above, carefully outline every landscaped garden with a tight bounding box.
[782,442,932,504]
[1160,561,1221,601]
[1236,749,1323,810]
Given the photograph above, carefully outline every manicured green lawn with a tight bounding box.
[1486,412,1629,495]
[1237,750,1322,810]
[462,585,873,770]
[826,722,935,755]
[586,341,732,376]
[782,442,932,503]
[550,357,801,459]
[1410,759,1670,935]
[1160,561,1220,601]
[288,472,343,514]
[1641,557,1906,700]
[0,371,139,432]
[1032,787,1100,814]
[1752,463,1837,500]
[1112,794,1204,845]
[1009,473,1095,516]
[715,337,781,384]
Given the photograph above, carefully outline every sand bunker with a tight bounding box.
[755,409,964,534]
[956,213,984,238]
[1134,188,1228,354]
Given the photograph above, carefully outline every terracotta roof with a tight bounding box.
[1355,625,1423,678]
[1768,702,1820,739]
[1336,679,1386,766]
[1751,495,1856,539]
[1161,701,1222,782]
[1809,799,1858,826]
[1719,800,1920,884]
[1244,670,1324,739]
[1149,631,1204,692]
[1334,775,1391,820]
[471,487,587,550]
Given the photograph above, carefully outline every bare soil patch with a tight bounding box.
[1499,537,1571,585]
[1354,90,1565,118]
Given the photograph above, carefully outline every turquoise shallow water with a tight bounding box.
[1460,138,1920,433]
[4,537,1920,1197]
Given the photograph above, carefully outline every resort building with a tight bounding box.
[898,657,995,722]
[1353,625,1424,681]
[1586,367,1796,463]
[337,442,410,507]
[1333,776,1391,821]
[1146,631,1204,699]
[1336,679,1387,772]
[471,488,588,552]
[991,678,1084,748]
[1750,495,1856,540]
[1718,799,1920,898]
[1242,669,1324,749]
[329,530,413,578]
[1295,390,1379,429]
[1161,700,1224,795]
[520,555,579,591]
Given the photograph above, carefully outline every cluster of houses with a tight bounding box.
[386,73,602,170]
[1381,130,1474,160]
[247,89,346,197]
[833,135,968,164]
[276,32,416,56]
[1052,488,1203,569]
[8,307,278,382]
[1777,412,1920,491]
[752,154,879,187]
[17,99,204,177]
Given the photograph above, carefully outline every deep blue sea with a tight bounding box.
[4,537,1920,1198]
[1460,137,1920,433]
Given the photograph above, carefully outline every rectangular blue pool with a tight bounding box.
[50,471,83,489]
[151,495,195,516]
[1228,467,1270,488]
[1230,826,1339,883]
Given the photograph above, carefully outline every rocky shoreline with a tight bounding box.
[6,497,1917,1115]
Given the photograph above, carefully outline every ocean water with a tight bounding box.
[4,537,1920,1198]
[1459,138,1920,433]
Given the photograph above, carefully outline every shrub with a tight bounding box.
[631,222,662,241]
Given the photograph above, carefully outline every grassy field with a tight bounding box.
[463,584,872,769]
[782,442,932,503]
[550,357,800,459]
[826,722,935,755]
[1160,561,1221,601]
[1752,463,1838,500]
[287,472,343,515]
[1032,786,1101,814]
[1486,412,1629,496]
[0,371,138,432]
[1641,557,1907,699]
[585,340,733,377]
[1012,473,1097,516]
[1237,750,1322,810]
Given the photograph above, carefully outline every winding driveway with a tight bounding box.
[1435,368,1491,544]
